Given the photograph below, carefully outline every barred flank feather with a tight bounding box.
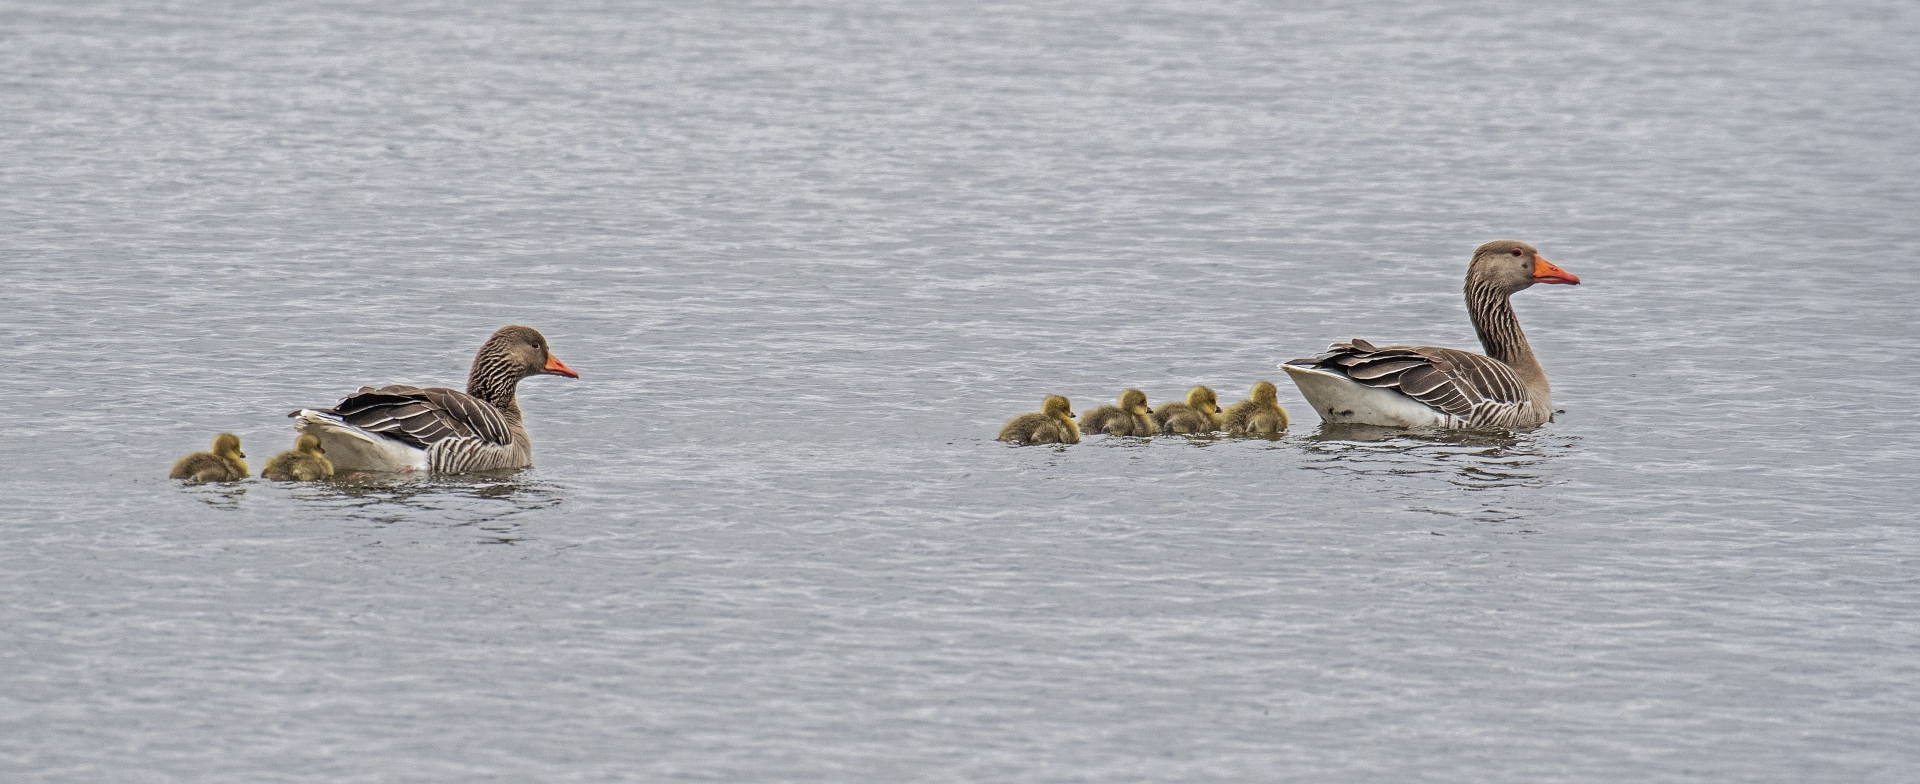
[1286,341,1538,429]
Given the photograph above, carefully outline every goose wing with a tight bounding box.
[1285,338,1528,421]
[324,385,513,449]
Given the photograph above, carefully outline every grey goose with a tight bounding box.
[290,326,578,473]
[1282,240,1580,430]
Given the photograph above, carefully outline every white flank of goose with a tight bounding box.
[290,325,579,474]
[1281,240,1580,430]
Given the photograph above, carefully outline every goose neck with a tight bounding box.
[1466,281,1542,379]
[467,362,525,420]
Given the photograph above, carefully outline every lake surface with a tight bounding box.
[3,0,1918,780]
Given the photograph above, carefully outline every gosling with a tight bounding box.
[997,395,1081,445]
[1153,386,1223,434]
[1080,389,1156,436]
[261,434,335,481]
[1223,381,1291,435]
[169,433,249,483]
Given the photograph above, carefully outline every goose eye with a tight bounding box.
[1510,249,1523,257]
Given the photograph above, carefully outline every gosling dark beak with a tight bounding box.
[238,452,246,458]
[1145,408,1153,414]
[1532,256,1580,285]
[543,354,580,378]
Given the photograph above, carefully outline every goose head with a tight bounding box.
[472,326,576,384]
[1042,395,1075,420]
[212,433,245,460]
[1470,240,1580,294]
[1186,386,1221,414]
[1119,388,1151,416]
[1249,381,1278,407]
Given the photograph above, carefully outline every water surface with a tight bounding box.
[3,0,1918,781]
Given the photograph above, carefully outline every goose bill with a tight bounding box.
[543,355,580,378]
[1533,257,1581,285]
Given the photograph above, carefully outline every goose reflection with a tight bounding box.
[294,471,563,544]
[1296,423,1571,491]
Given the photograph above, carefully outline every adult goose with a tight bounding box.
[1281,240,1579,430]
[290,325,578,473]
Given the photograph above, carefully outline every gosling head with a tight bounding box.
[1119,388,1151,415]
[1250,381,1278,406]
[212,433,245,460]
[295,434,325,455]
[1041,395,1075,419]
[1186,386,1220,414]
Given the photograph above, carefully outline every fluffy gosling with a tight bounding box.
[997,395,1081,445]
[1223,380,1291,435]
[1079,389,1156,436]
[1153,386,1223,434]
[262,434,335,481]
[169,433,249,483]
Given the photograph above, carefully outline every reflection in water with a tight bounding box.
[1290,422,1574,526]
[288,471,565,544]
[186,483,249,510]
[1296,424,1579,523]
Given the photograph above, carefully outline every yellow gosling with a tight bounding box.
[1153,386,1223,434]
[997,395,1081,445]
[262,434,335,481]
[1080,389,1156,436]
[169,433,249,483]
[1224,381,1291,435]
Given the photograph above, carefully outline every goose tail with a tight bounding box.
[290,409,428,474]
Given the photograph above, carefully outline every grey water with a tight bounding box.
[3,0,1917,780]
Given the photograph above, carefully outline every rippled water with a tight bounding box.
[4,0,1918,780]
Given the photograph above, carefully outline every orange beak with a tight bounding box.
[1533,256,1581,285]
[543,354,579,378]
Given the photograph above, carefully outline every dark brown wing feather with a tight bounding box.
[325,385,513,449]
[1286,340,1527,420]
